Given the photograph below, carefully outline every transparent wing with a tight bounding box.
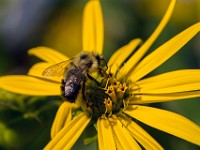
[42,60,72,77]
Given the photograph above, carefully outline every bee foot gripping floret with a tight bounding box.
[81,71,130,120]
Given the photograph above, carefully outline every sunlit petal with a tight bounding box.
[129,22,200,81]
[122,0,176,75]
[0,75,60,95]
[134,69,200,93]
[113,119,141,150]
[136,69,200,87]
[83,0,104,54]
[119,115,164,150]
[28,62,62,82]
[130,91,200,104]
[44,113,91,150]
[28,46,68,63]
[125,105,200,146]
[140,83,200,94]
[51,102,72,138]
[108,38,142,74]
[97,119,116,150]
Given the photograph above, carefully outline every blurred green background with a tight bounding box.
[0,0,200,149]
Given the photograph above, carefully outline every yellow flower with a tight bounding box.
[1,0,200,149]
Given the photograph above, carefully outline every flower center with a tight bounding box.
[81,71,130,119]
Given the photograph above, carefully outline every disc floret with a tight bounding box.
[81,71,130,120]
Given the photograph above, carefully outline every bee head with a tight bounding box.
[75,52,96,71]
[76,52,107,72]
[95,54,108,71]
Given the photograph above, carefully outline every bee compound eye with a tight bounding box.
[95,54,104,61]
[80,54,88,60]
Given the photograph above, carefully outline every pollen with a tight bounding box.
[103,97,112,116]
[81,70,130,119]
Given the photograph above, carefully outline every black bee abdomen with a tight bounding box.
[61,68,85,103]
[61,79,81,103]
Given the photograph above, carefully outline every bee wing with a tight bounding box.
[42,60,72,77]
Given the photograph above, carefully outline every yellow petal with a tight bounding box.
[28,62,62,82]
[135,69,200,93]
[119,115,164,150]
[137,69,200,87]
[0,75,60,95]
[44,113,91,150]
[129,22,200,81]
[108,38,142,74]
[28,46,68,63]
[130,91,200,104]
[51,102,72,138]
[140,83,200,94]
[125,105,200,146]
[112,131,123,150]
[112,120,141,150]
[122,0,176,75]
[97,119,116,150]
[82,0,104,54]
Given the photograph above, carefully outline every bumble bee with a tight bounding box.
[42,51,107,103]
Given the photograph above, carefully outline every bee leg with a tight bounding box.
[82,78,86,102]
[86,73,101,86]
[81,78,92,110]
